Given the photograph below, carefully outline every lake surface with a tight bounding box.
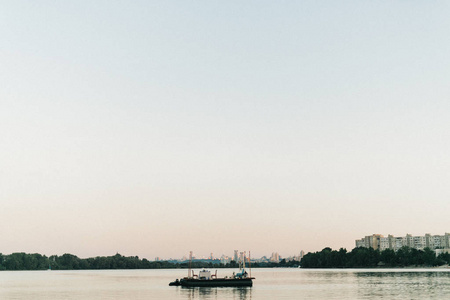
[1,268,450,299]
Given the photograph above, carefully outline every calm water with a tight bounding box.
[1,268,450,299]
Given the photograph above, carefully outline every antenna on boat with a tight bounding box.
[188,251,193,278]
[249,251,252,278]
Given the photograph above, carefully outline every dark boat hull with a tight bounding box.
[180,278,253,287]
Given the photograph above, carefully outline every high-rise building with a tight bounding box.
[356,233,450,252]
[355,234,383,250]
[293,250,305,261]
[233,250,238,262]
[270,252,279,263]
[220,255,230,265]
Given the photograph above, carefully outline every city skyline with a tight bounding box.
[154,249,304,263]
[2,1,450,259]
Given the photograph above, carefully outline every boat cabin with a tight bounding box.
[198,270,212,280]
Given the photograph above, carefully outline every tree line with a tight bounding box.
[300,247,450,268]
[0,252,276,271]
[0,253,174,270]
[2,247,449,270]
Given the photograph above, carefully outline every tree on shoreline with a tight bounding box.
[0,253,274,271]
[300,246,450,268]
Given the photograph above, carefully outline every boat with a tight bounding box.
[178,269,253,287]
[169,251,255,287]
[169,279,181,286]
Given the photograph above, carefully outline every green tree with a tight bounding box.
[380,249,396,266]
[422,248,437,266]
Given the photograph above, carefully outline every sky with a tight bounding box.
[1,1,450,260]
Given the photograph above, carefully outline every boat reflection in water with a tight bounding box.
[181,286,252,300]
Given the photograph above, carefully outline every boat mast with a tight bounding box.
[239,252,243,271]
[188,251,192,278]
[249,251,252,278]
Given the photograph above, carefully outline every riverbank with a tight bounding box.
[300,247,450,268]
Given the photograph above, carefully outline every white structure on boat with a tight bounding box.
[198,270,212,280]
[355,233,450,252]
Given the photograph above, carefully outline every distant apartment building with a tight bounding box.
[220,255,231,265]
[355,234,383,250]
[299,250,305,261]
[239,252,245,264]
[270,252,280,263]
[233,250,239,262]
[356,233,450,252]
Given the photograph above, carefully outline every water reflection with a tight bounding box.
[354,270,450,299]
[355,270,450,278]
[180,286,252,300]
[1,269,450,300]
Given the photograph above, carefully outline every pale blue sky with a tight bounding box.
[1,1,450,259]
